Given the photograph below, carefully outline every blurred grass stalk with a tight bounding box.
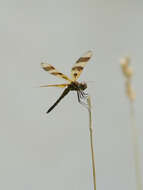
[87,96,96,190]
[120,57,142,190]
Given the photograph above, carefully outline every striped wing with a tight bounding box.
[71,51,93,81]
[41,63,72,82]
[40,84,68,88]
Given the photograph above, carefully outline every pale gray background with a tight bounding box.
[0,0,143,190]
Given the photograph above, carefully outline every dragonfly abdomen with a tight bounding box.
[47,87,70,113]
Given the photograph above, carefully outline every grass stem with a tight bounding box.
[120,57,142,190]
[129,101,142,190]
[87,96,96,190]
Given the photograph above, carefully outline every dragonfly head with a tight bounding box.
[79,82,87,90]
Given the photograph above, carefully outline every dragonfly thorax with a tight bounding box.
[70,81,87,91]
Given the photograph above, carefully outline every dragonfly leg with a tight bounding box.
[77,91,88,109]
[79,90,88,99]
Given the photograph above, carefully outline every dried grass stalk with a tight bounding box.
[120,57,142,190]
[130,101,142,190]
[87,96,96,190]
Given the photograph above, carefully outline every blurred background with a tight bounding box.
[0,0,143,189]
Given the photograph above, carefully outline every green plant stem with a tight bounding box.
[130,101,142,190]
[87,96,96,190]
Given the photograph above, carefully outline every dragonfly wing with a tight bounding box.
[41,63,72,82]
[40,84,68,88]
[71,51,93,81]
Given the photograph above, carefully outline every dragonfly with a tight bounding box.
[40,50,93,113]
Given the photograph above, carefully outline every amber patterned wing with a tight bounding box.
[71,51,93,81]
[40,84,68,88]
[41,63,72,82]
